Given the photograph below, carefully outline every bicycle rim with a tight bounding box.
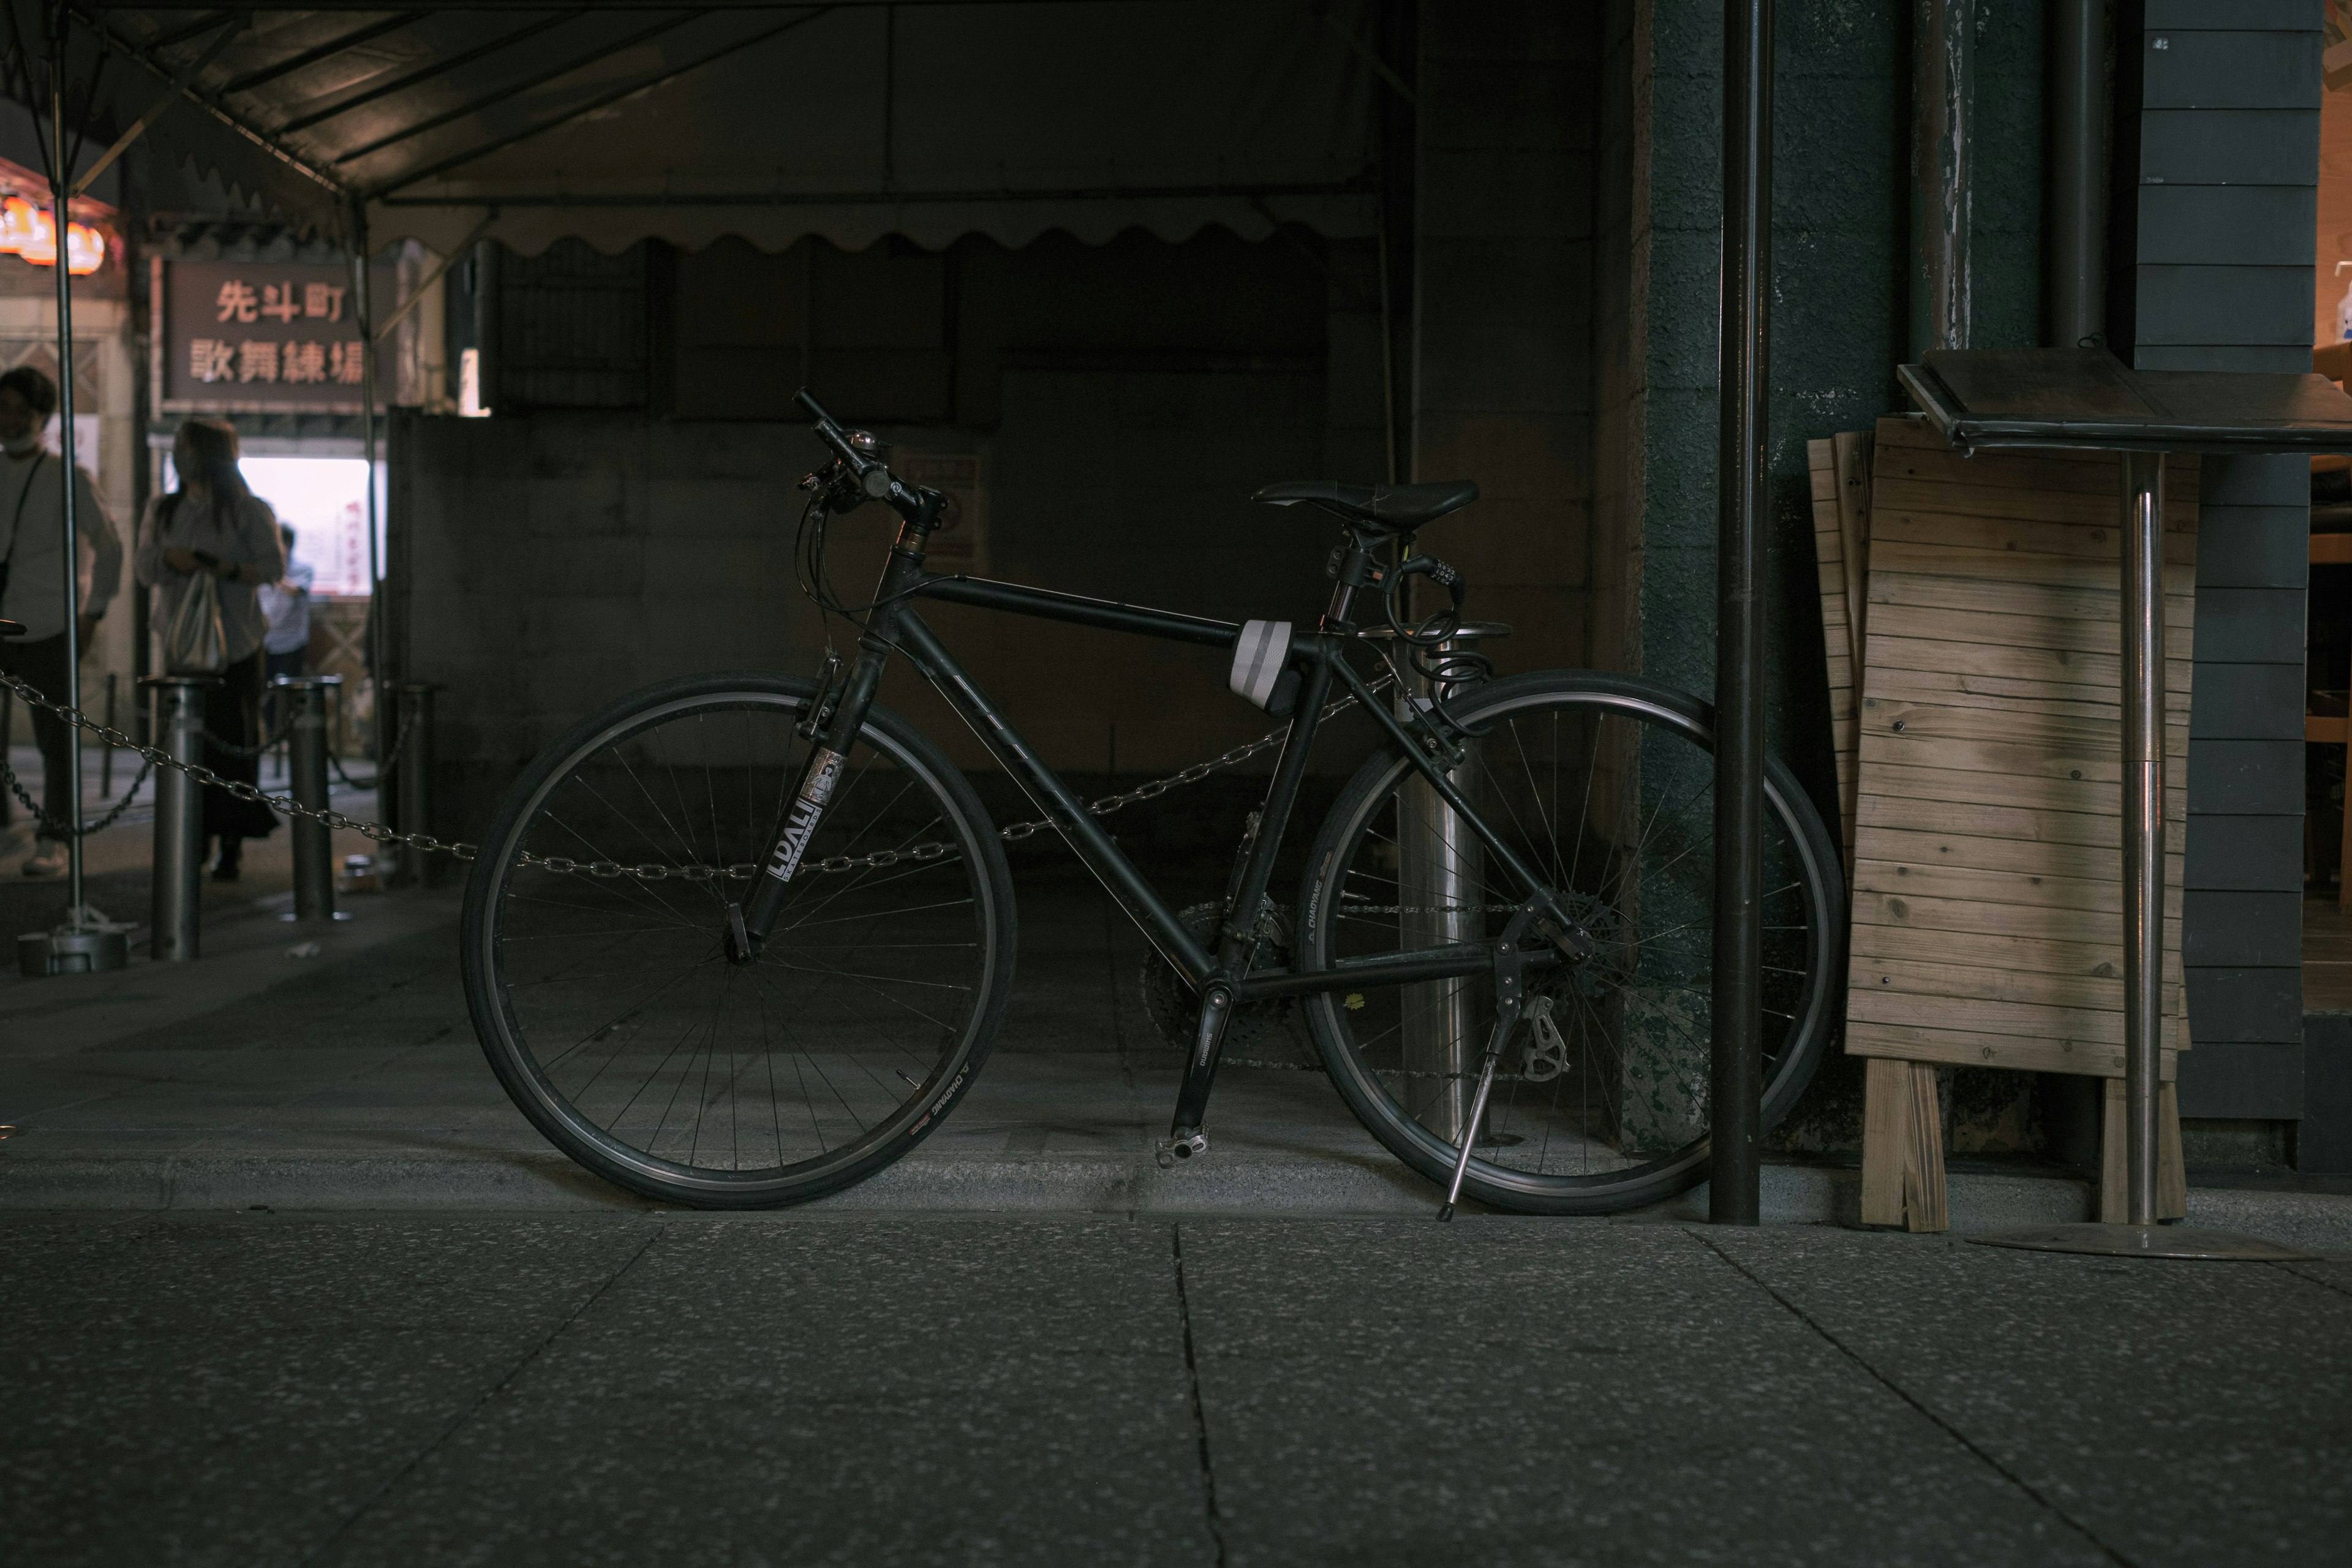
[462,674,1014,1207]
[1298,673,1840,1214]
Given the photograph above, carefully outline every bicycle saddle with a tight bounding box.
[1251,479,1479,531]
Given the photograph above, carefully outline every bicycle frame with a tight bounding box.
[743,474,1578,1144]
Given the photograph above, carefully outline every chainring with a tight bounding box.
[1139,900,1293,1052]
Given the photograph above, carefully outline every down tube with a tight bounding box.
[891,612,1217,985]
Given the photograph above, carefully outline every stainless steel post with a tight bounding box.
[145,676,209,962]
[390,680,435,887]
[1963,447,2282,1257]
[1396,625,1507,1142]
[279,674,346,923]
[2120,453,2164,1226]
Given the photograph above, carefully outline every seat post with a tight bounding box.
[1322,530,1384,631]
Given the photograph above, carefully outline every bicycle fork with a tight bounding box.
[731,644,891,960]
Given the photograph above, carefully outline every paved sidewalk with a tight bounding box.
[3,1210,2347,1566]
[4,868,2351,1246]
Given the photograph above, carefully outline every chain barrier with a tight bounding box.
[0,669,1392,881]
[328,707,419,793]
[200,717,293,759]
[0,749,156,840]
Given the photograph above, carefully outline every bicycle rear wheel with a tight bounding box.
[460,671,1016,1207]
[1296,670,1841,1214]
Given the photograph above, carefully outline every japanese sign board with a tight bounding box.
[156,258,394,413]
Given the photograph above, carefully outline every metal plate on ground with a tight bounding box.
[1967,1223,2316,1261]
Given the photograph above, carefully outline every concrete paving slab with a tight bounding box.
[5,1212,2346,1566]
[1176,1219,2110,1567]
[1706,1227,2352,1568]
[0,1213,651,1568]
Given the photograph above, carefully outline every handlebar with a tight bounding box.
[795,388,946,526]
[795,389,873,477]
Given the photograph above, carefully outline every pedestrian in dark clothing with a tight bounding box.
[135,418,286,881]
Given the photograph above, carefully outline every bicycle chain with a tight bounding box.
[0,670,1390,881]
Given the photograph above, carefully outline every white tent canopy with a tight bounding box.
[59,1,1384,255]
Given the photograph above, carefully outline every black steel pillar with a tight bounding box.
[2047,0,2109,349]
[1711,0,1773,1226]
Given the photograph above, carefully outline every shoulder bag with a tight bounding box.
[160,495,227,674]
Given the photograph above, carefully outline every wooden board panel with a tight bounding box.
[1864,664,2193,725]
[1807,437,1861,876]
[1845,417,2195,1074]
[1842,920,2184,989]
[1852,886,2181,950]
[1832,430,1871,679]
[1850,1019,2179,1080]
[1868,538,2198,596]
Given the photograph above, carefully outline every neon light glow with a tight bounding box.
[0,197,105,274]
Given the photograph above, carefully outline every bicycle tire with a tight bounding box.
[461,671,1017,1208]
[1295,669,1842,1215]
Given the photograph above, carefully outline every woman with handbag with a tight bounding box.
[135,417,287,881]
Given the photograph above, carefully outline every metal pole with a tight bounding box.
[99,669,113,796]
[2120,453,2164,1225]
[1911,0,1975,358]
[1710,0,1773,1226]
[47,32,84,924]
[352,211,385,774]
[2047,0,2109,349]
[146,676,208,961]
[1396,625,1504,1144]
[279,674,345,923]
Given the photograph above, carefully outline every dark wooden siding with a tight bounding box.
[2117,1,2322,1119]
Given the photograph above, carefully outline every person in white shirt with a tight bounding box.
[0,364,122,878]
[134,417,285,881]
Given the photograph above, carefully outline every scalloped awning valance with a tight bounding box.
[60,1,1384,257]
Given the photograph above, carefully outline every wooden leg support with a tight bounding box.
[1860,1058,1948,1232]
[2098,1076,2188,1223]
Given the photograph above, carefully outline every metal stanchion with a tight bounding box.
[145,676,211,963]
[99,672,116,797]
[1393,623,1510,1144]
[1972,453,2310,1261]
[389,681,437,888]
[276,675,348,924]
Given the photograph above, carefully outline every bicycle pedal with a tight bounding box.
[1156,1131,1208,1168]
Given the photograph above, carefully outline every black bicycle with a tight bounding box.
[460,393,1841,1215]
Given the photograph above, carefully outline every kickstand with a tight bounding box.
[1438,905,1537,1222]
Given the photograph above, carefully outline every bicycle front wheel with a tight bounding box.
[1296,670,1841,1215]
[460,671,1016,1207]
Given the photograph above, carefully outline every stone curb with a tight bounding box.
[4,1148,2346,1246]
